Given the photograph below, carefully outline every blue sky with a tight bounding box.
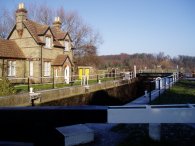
[1,0,195,57]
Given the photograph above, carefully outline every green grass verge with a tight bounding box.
[14,81,81,93]
[152,79,195,104]
[14,77,117,93]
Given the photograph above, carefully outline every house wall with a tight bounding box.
[43,47,63,60]
[9,28,42,80]
[42,30,63,60]
[6,23,73,83]
[64,35,73,61]
[0,59,26,83]
[0,59,3,77]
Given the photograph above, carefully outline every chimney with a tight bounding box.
[16,3,27,31]
[53,17,62,30]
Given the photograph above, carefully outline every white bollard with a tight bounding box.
[144,90,148,97]
[134,65,136,78]
[29,87,34,93]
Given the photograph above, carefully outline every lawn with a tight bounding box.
[14,77,117,93]
[152,79,195,104]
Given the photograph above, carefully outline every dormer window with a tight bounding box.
[64,40,69,51]
[45,36,51,49]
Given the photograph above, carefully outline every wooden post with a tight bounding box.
[2,59,4,77]
[53,67,55,89]
[28,77,30,92]
[97,75,99,83]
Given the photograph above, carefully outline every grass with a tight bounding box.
[14,77,118,93]
[14,80,81,93]
[152,79,195,104]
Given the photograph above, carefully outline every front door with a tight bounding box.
[64,65,70,84]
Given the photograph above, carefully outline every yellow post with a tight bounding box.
[79,68,83,80]
[85,68,90,79]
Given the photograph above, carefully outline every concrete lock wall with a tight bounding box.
[0,78,141,106]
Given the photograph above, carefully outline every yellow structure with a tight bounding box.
[78,66,92,79]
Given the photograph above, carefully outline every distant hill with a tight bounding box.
[98,53,195,73]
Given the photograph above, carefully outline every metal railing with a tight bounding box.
[145,72,179,104]
[3,72,135,92]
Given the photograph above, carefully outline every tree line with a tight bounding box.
[98,52,195,73]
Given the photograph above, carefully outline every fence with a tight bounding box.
[145,72,179,104]
[3,71,135,92]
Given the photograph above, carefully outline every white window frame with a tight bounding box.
[45,37,51,49]
[64,40,69,51]
[44,62,51,76]
[8,61,16,77]
[55,68,58,77]
[29,61,33,77]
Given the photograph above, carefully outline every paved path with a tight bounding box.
[125,89,165,105]
[125,81,175,105]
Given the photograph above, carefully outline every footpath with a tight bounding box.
[125,89,165,105]
[125,77,177,105]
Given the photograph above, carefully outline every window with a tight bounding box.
[55,69,58,77]
[64,41,69,51]
[44,62,51,76]
[29,61,33,76]
[45,37,51,48]
[8,61,16,76]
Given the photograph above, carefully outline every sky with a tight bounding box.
[0,0,195,57]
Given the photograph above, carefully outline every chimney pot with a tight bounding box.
[18,3,25,9]
[53,16,62,29]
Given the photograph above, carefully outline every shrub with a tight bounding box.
[0,77,16,96]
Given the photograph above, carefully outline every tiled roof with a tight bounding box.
[0,39,25,59]
[52,55,70,66]
[23,20,45,44]
[23,20,64,47]
[50,27,67,40]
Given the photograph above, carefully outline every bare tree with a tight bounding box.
[0,8,15,38]
[56,7,102,66]
[28,3,54,25]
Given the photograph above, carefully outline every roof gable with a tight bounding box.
[52,55,73,66]
[50,27,72,42]
[23,20,47,44]
[7,19,72,48]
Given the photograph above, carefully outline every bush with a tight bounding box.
[0,77,16,96]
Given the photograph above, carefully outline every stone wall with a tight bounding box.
[0,78,142,106]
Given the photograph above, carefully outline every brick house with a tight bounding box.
[0,3,74,84]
